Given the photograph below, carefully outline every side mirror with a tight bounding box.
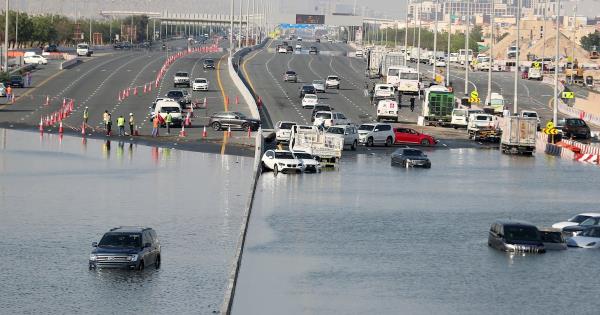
[144,243,152,248]
[92,242,98,247]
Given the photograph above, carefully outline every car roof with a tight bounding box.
[194,77,207,80]
[576,212,600,217]
[493,220,537,227]
[273,149,293,153]
[109,226,152,233]
[538,227,562,232]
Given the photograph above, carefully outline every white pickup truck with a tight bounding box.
[289,125,343,165]
[76,43,93,57]
[467,113,500,141]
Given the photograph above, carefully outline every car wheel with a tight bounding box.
[155,255,161,269]
[385,136,393,147]
[367,137,374,147]
[273,164,279,176]
[211,122,221,131]
[420,139,431,146]
[242,123,250,131]
[138,260,145,271]
[351,140,357,151]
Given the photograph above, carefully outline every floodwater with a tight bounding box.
[233,147,600,314]
[0,129,253,314]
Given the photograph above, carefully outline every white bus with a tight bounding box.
[386,66,411,87]
[397,68,420,95]
[458,49,473,65]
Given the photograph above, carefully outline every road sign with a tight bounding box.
[546,121,555,129]
[543,127,559,135]
[562,91,574,99]
[470,90,478,100]
[532,61,542,69]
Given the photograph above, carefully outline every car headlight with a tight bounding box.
[586,242,596,247]
[129,254,139,262]
[89,254,97,261]
[278,162,284,166]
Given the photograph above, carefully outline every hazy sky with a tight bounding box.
[12,0,600,21]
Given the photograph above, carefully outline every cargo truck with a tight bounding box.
[289,125,344,165]
[422,85,455,126]
[500,116,537,155]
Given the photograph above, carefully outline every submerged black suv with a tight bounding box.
[89,227,161,271]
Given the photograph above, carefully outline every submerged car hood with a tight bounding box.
[567,236,600,247]
[93,247,140,255]
[551,222,578,229]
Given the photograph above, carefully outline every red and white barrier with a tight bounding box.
[575,153,599,164]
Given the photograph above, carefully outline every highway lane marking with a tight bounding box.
[242,49,262,95]
[216,53,228,111]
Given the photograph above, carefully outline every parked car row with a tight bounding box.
[261,149,321,175]
[488,212,600,254]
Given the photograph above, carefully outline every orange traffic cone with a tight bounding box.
[143,84,147,94]
[179,125,187,137]
[58,121,64,134]
[134,87,138,96]
[235,95,239,105]
[227,126,232,137]
[202,126,207,138]
[44,96,49,106]
[39,117,44,134]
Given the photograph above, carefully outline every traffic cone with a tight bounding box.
[227,126,231,137]
[203,97,207,107]
[143,84,147,94]
[118,92,122,102]
[58,121,64,134]
[179,125,187,137]
[225,96,229,106]
[134,87,138,96]
[69,99,74,111]
[62,98,66,107]
[81,122,86,136]
[39,117,44,134]
[184,113,191,126]
[44,96,49,106]
[202,126,207,138]
[235,95,239,105]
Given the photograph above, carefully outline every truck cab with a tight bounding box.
[76,43,93,57]
[485,92,505,114]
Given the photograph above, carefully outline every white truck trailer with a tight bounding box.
[289,125,344,165]
[500,116,537,155]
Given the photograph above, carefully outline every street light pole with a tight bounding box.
[245,0,250,46]
[464,0,470,96]
[403,0,408,66]
[416,0,422,75]
[553,0,560,124]
[229,0,234,57]
[514,0,521,114]
[432,0,438,82]
[238,0,243,48]
[486,0,494,104]
[4,0,9,73]
[446,5,451,86]
[570,3,577,83]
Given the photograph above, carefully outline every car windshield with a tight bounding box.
[302,86,314,91]
[304,95,317,100]
[377,86,390,90]
[167,91,183,97]
[581,228,600,237]
[403,149,424,156]
[195,79,207,83]
[313,80,324,85]
[490,99,504,106]
[400,72,419,80]
[286,71,296,75]
[358,125,375,131]
[540,231,563,243]
[275,151,295,159]
[567,119,586,127]
[327,76,338,80]
[522,112,537,118]
[327,127,344,134]
[175,72,188,77]
[294,152,313,159]
[569,215,592,223]
[204,60,214,64]
[98,233,142,248]
[315,112,331,119]
[388,69,400,76]
[453,110,467,116]
[504,226,540,242]
[279,122,295,129]
[580,217,599,226]
[160,107,180,113]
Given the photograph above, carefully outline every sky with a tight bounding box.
[12,0,600,21]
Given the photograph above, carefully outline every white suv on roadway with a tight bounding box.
[358,123,395,147]
[326,124,359,150]
[192,78,209,91]
[325,75,340,89]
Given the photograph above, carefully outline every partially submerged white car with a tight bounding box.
[302,94,318,108]
[261,149,303,174]
[567,226,600,248]
[292,151,321,173]
[551,213,600,230]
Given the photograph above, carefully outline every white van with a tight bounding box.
[77,43,93,57]
[451,108,484,129]
[376,99,399,122]
[485,92,505,113]
[152,100,183,126]
[374,84,395,98]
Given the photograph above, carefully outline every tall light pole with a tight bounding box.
[446,5,451,86]
[403,0,409,66]
[432,0,438,82]
[15,8,17,49]
[229,0,234,57]
[416,0,422,75]
[513,0,521,114]
[4,0,9,73]
[553,0,560,124]
[541,0,548,69]
[251,0,255,43]
[245,0,250,46]
[570,2,577,83]
[486,0,494,105]
[238,0,243,48]
[464,0,470,96]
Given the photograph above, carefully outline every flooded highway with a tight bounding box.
[0,129,253,314]
[233,147,600,314]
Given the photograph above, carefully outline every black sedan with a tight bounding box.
[391,148,431,168]
[9,75,24,88]
[299,85,316,98]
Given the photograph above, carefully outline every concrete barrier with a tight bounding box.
[60,58,81,70]
[220,130,263,315]
[228,53,259,119]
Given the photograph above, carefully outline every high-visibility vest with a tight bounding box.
[117,117,125,127]
[166,113,172,123]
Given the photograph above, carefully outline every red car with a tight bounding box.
[394,127,437,146]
